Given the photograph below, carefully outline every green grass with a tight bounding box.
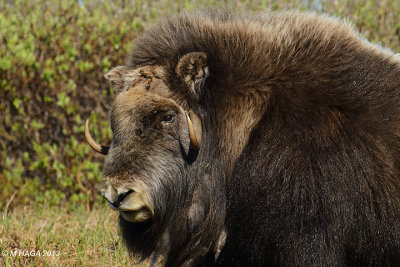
[0,203,162,266]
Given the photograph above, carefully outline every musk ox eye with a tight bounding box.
[162,114,174,123]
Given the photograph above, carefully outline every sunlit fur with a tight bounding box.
[104,9,400,266]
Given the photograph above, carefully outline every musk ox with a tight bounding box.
[85,9,400,266]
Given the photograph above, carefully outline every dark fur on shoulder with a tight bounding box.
[103,8,400,266]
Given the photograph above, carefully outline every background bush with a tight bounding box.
[1,0,400,210]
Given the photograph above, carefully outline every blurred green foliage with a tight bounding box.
[0,0,142,209]
[1,0,399,210]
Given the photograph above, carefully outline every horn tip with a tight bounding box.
[84,118,109,155]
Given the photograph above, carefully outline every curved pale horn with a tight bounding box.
[185,110,202,150]
[84,119,109,155]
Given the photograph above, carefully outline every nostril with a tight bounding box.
[116,189,134,205]
[102,187,134,209]
[106,189,134,208]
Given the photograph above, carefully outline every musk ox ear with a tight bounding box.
[175,52,209,99]
[104,66,140,93]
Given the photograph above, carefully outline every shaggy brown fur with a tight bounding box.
[100,9,400,266]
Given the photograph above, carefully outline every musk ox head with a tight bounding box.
[85,52,223,261]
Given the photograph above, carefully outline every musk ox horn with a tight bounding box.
[186,110,202,151]
[84,119,109,155]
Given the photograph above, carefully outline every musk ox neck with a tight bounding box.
[164,171,227,266]
[208,90,270,180]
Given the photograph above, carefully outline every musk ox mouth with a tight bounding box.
[100,180,155,223]
[120,208,153,223]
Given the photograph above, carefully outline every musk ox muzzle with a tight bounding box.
[101,179,153,223]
